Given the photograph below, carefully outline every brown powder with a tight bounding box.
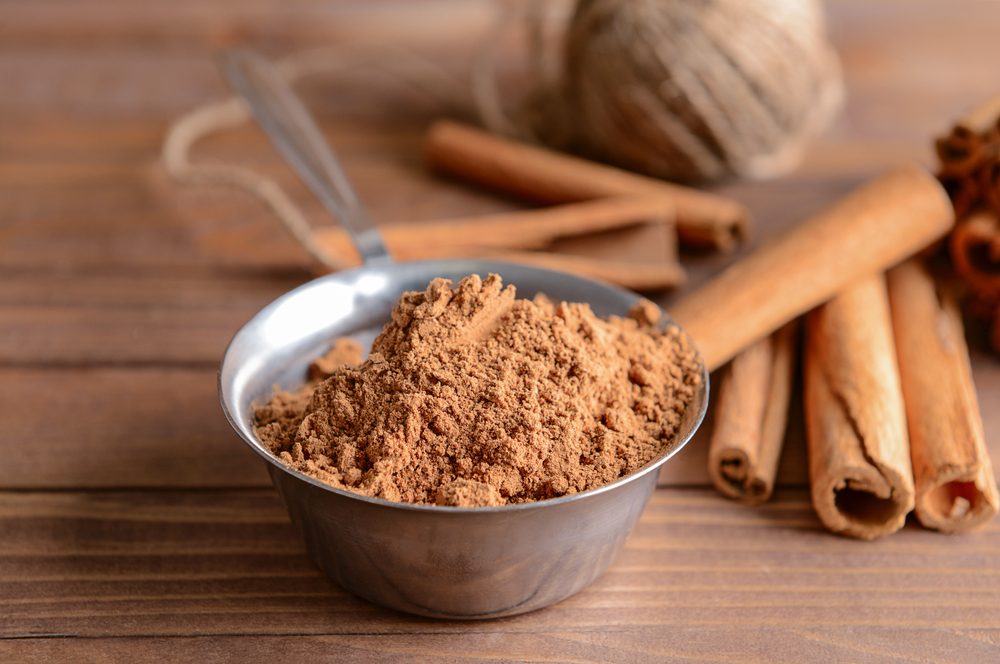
[253,274,702,507]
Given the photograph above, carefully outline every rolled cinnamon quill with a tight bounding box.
[314,195,677,260]
[937,91,1000,178]
[804,274,915,540]
[671,163,954,371]
[708,320,798,504]
[887,259,999,532]
[935,125,985,179]
[949,209,1000,297]
[424,120,750,252]
[935,92,1000,216]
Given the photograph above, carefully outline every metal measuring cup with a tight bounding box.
[217,49,708,619]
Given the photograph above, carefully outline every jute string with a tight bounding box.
[162,43,488,269]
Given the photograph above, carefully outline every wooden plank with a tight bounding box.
[0,306,258,366]
[0,0,497,53]
[0,368,271,489]
[824,0,1000,144]
[4,627,1000,664]
[2,488,998,650]
[0,272,306,309]
[0,272,303,365]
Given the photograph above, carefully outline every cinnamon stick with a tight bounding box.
[804,274,915,540]
[937,93,1000,178]
[670,163,954,371]
[424,119,751,252]
[708,320,798,504]
[935,126,985,179]
[948,209,1000,297]
[935,92,1000,214]
[886,259,999,532]
[313,195,675,261]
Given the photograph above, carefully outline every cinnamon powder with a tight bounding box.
[254,274,702,507]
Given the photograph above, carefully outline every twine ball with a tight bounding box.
[551,0,844,183]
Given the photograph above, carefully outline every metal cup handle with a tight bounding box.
[219,47,393,266]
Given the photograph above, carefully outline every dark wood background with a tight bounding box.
[3,0,999,661]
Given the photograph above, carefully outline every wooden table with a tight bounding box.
[4,1,1000,660]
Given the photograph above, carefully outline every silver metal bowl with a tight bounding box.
[219,259,707,619]
[216,50,708,619]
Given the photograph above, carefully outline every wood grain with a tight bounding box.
[2,488,999,658]
[4,630,1000,664]
[0,273,307,366]
[0,368,270,489]
[4,0,1000,659]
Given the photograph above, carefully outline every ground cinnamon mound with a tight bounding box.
[254,274,702,507]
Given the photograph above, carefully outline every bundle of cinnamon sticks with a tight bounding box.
[804,262,997,538]
[678,162,999,539]
[935,93,1000,355]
